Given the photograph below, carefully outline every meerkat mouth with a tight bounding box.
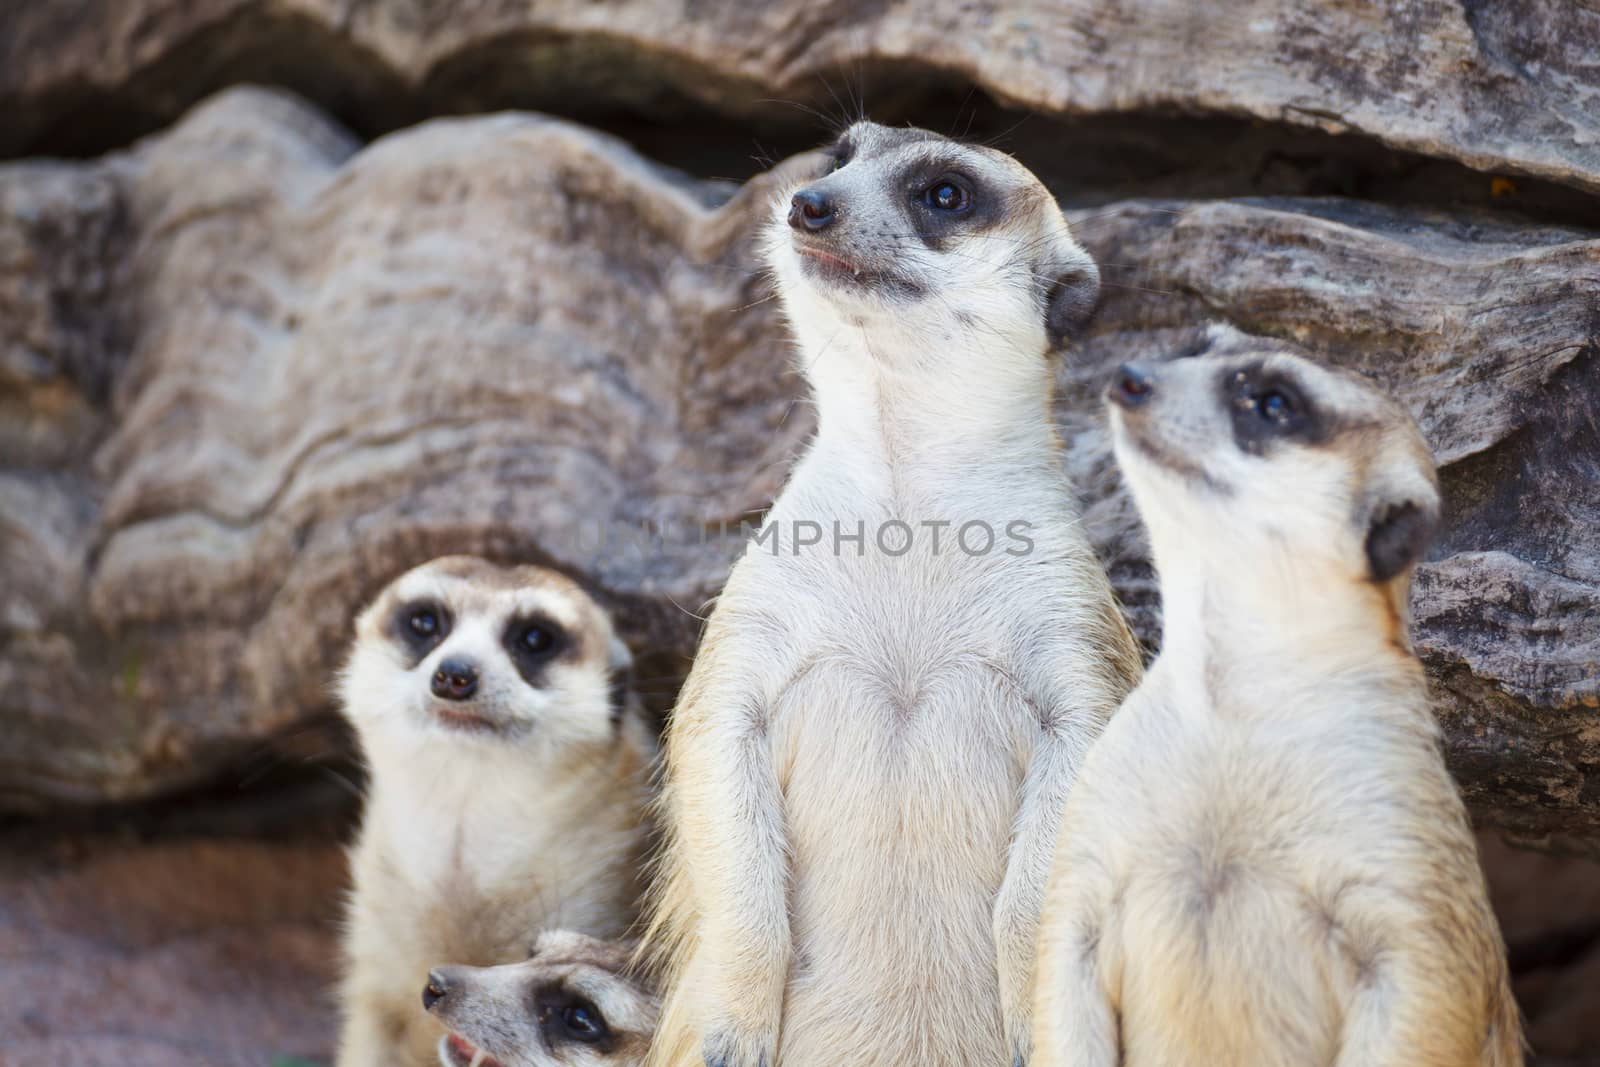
[443,1032,506,1067]
[1116,420,1232,497]
[795,244,924,297]
[798,245,858,275]
[430,705,508,734]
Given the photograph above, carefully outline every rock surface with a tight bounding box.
[0,827,345,1066]
[2,86,1596,839]
[3,0,1600,197]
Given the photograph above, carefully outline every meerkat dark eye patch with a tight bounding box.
[823,136,854,172]
[534,985,614,1050]
[502,613,568,686]
[921,176,972,213]
[1225,363,1325,454]
[391,600,450,664]
[899,163,995,247]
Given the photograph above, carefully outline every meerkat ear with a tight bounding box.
[1364,496,1440,583]
[1043,259,1102,348]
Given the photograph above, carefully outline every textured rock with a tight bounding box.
[0,828,345,1066]
[3,0,1600,197]
[1061,197,1600,840]
[0,85,808,807]
[1,87,1597,842]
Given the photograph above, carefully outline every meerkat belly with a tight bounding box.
[1110,736,1370,1067]
[770,651,1029,1064]
[1115,864,1349,1067]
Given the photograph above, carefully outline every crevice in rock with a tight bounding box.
[4,8,417,160]
[8,23,1600,233]
[1437,340,1600,582]
[0,713,360,836]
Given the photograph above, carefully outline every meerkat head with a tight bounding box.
[1106,335,1440,610]
[341,556,637,756]
[422,930,659,1067]
[765,121,1100,361]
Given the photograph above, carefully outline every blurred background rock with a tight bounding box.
[1,2,1596,1063]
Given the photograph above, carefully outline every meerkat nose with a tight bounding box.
[1110,363,1156,409]
[789,188,837,232]
[422,969,451,1011]
[431,659,480,701]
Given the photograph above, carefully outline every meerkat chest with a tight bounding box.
[750,550,1051,874]
[756,541,1050,732]
[752,451,1076,667]
[743,463,1086,769]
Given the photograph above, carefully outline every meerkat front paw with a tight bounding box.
[697,930,786,1067]
[702,1021,778,1067]
[994,892,1039,1067]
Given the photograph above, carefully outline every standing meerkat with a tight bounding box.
[1032,337,1523,1067]
[644,122,1142,1067]
[338,556,655,1067]
[423,930,660,1067]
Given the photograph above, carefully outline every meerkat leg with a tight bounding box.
[994,710,1103,1064]
[669,688,790,1067]
[1332,956,1524,1067]
[1032,908,1119,1067]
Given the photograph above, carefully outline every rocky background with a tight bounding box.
[1,2,1597,1064]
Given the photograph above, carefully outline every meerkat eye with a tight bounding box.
[922,178,972,213]
[520,622,554,653]
[1259,389,1297,424]
[505,615,565,673]
[1230,369,1308,439]
[396,602,449,648]
[561,1002,608,1042]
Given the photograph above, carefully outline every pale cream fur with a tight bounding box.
[644,123,1142,1067]
[338,557,655,1067]
[1033,338,1523,1067]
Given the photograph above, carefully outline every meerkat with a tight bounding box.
[1031,335,1523,1067]
[643,122,1143,1067]
[337,556,656,1067]
[422,930,660,1067]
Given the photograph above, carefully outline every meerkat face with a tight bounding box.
[423,931,658,1067]
[341,557,633,751]
[765,121,1100,352]
[1105,344,1440,586]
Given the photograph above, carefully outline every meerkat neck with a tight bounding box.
[360,736,639,889]
[801,326,1057,461]
[1152,552,1420,720]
